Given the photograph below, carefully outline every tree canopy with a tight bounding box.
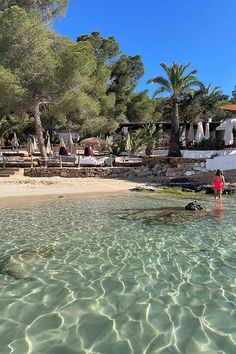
[0,0,68,21]
[0,2,232,155]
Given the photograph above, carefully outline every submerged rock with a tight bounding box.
[204,186,236,195]
[130,186,156,192]
[185,201,206,211]
[0,245,55,280]
[122,207,210,225]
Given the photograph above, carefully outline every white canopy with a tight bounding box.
[187,124,195,140]
[46,136,52,155]
[205,122,210,139]
[195,122,205,142]
[224,121,234,145]
[216,118,236,130]
[125,132,131,152]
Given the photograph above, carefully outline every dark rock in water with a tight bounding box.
[204,186,236,195]
[185,201,206,211]
[122,207,210,225]
[130,186,156,192]
[0,245,55,280]
[167,180,202,189]
[224,187,236,195]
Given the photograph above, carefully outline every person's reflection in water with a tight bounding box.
[215,202,224,222]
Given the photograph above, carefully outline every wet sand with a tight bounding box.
[0,176,144,207]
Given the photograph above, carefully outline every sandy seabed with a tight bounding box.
[0,176,144,207]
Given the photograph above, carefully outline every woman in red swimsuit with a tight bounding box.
[213,169,225,200]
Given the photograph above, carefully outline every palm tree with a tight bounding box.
[148,62,200,157]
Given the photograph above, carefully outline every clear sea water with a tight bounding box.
[0,192,236,354]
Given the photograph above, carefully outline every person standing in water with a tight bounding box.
[213,169,225,200]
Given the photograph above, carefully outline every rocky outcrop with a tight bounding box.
[122,206,210,225]
[0,246,55,280]
[185,201,206,211]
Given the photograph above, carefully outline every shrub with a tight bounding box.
[187,138,225,150]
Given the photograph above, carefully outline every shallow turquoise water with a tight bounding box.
[0,193,236,354]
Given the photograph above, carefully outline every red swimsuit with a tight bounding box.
[214,177,223,190]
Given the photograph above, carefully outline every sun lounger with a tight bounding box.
[114,156,143,167]
[79,156,105,167]
[0,156,38,168]
[44,156,78,168]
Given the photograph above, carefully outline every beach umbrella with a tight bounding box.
[59,137,66,148]
[195,122,205,142]
[67,133,74,154]
[187,124,195,141]
[122,127,128,134]
[27,137,34,155]
[205,122,210,139]
[224,121,234,145]
[80,137,106,147]
[125,132,131,153]
[46,135,52,155]
[11,133,19,148]
[151,124,156,134]
[105,136,110,146]
[0,137,5,147]
[33,136,38,151]
[179,126,186,146]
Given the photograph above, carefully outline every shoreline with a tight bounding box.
[0,176,144,207]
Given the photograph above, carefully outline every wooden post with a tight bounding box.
[59,155,62,168]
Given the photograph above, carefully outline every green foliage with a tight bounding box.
[187,138,225,150]
[108,134,126,156]
[76,32,146,129]
[130,124,159,155]
[126,90,157,123]
[0,0,68,22]
[147,62,200,157]
[0,65,25,112]
[148,62,200,98]
[180,83,229,123]
[0,113,34,142]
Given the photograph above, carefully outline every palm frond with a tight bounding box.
[152,86,168,98]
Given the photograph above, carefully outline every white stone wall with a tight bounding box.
[206,155,236,171]
[182,148,236,159]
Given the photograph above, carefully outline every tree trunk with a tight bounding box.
[34,99,46,158]
[168,97,181,157]
[145,144,153,156]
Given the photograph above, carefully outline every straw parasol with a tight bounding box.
[11,132,19,148]
[125,132,131,153]
[80,137,106,147]
[59,137,66,148]
[195,122,205,142]
[179,126,186,146]
[67,133,74,154]
[33,136,38,151]
[27,137,34,155]
[205,122,210,139]
[46,135,52,155]
[187,124,195,141]
[224,120,234,145]
[0,137,5,147]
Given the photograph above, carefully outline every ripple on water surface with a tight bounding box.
[0,194,236,354]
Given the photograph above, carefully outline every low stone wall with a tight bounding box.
[141,157,206,178]
[24,157,207,179]
[24,167,134,178]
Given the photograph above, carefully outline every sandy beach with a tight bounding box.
[0,176,144,206]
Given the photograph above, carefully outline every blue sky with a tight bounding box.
[54,0,236,97]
